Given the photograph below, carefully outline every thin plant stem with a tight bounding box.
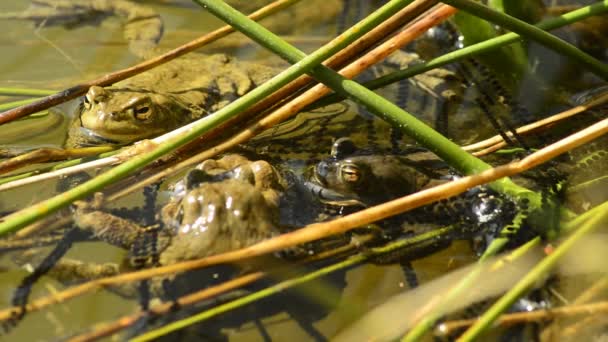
[68,272,266,342]
[0,98,38,112]
[437,300,608,335]
[463,89,608,152]
[0,150,120,190]
[0,146,116,175]
[0,88,55,97]
[400,237,540,342]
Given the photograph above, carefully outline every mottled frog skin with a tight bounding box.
[157,154,284,264]
[66,54,276,147]
[32,154,285,297]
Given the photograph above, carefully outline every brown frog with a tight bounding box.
[19,154,285,297]
[309,137,445,207]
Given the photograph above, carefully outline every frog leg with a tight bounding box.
[75,193,171,309]
[72,193,171,252]
[67,194,171,302]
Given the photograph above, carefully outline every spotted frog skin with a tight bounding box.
[66,54,276,147]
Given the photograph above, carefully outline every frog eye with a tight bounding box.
[339,163,361,184]
[134,106,151,120]
[331,138,357,159]
[83,96,92,110]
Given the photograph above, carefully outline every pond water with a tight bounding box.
[0,0,606,341]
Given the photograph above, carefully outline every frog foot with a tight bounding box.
[72,192,105,213]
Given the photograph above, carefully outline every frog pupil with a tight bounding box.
[136,106,149,114]
[83,96,91,109]
[134,106,151,120]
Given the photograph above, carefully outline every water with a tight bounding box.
[0,0,606,341]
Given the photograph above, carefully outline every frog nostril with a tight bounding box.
[316,161,329,179]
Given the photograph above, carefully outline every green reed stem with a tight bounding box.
[132,226,455,342]
[193,6,575,341]
[489,0,544,23]
[452,10,527,84]
[442,0,608,80]
[459,199,608,340]
[398,5,608,338]
[0,0,415,237]
[312,1,608,108]
[0,98,39,111]
[0,88,55,97]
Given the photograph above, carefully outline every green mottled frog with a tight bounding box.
[67,54,277,147]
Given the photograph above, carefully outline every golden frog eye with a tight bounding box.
[339,163,360,184]
[83,95,92,110]
[134,105,151,120]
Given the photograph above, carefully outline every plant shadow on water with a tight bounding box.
[0,0,607,341]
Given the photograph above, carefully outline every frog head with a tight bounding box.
[78,85,200,144]
[312,138,438,205]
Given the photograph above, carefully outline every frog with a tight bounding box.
[308,137,446,207]
[310,138,521,234]
[306,137,523,286]
[66,53,277,147]
[13,154,287,301]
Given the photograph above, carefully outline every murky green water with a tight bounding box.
[0,0,606,341]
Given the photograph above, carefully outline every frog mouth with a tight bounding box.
[303,181,365,207]
[76,127,123,146]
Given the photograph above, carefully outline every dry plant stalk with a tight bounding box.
[67,234,374,342]
[109,2,457,201]
[224,0,438,117]
[436,300,608,335]
[1,111,605,325]
[539,275,608,339]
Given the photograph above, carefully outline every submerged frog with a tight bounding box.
[309,138,522,256]
[67,54,276,147]
[17,154,286,298]
[309,137,446,206]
